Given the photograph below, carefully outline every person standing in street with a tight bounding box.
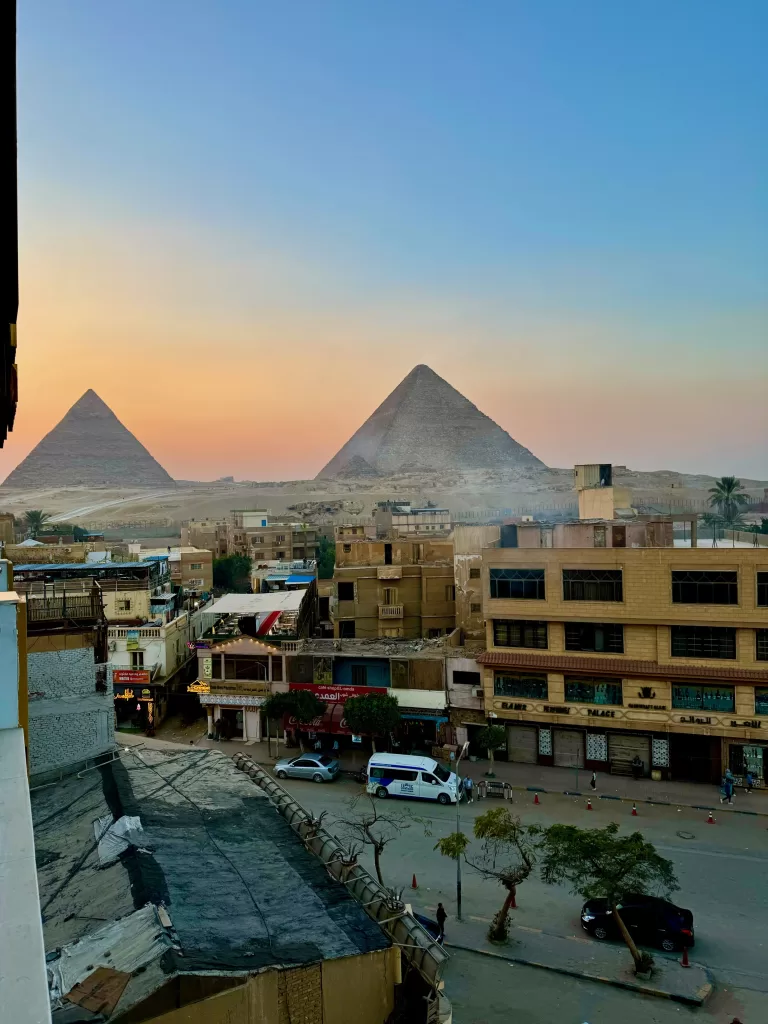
[464,774,474,804]
[436,902,447,944]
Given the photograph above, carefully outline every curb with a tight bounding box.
[444,942,713,1006]
[514,783,768,818]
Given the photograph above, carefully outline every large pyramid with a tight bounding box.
[3,390,174,488]
[317,364,545,478]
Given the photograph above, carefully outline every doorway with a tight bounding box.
[670,733,721,784]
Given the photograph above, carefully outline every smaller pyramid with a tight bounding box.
[317,365,544,478]
[3,390,174,488]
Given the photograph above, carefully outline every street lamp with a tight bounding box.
[455,739,470,922]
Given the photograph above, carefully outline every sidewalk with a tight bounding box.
[419,910,713,1006]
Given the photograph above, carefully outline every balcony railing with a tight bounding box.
[26,594,103,623]
[109,626,164,639]
[379,604,404,618]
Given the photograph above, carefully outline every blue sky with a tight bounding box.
[9,1,767,480]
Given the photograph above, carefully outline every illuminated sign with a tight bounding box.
[113,669,151,685]
[188,681,211,694]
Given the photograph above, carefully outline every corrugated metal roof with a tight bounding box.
[13,561,162,572]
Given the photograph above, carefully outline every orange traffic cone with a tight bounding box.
[707,810,715,824]
[533,793,540,805]
[411,874,418,889]
[680,946,690,968]
[586,798,592,811]
[632,804,638,816]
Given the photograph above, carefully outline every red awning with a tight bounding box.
[257,611,282,636]
[284,704,351,735]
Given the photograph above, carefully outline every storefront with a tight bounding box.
[113,669,158,735]
[390,688,449,753]
[728,742,768,780]
[287,682,387,750]
[196,689,268,741]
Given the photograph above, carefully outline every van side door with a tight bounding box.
[420,771,442,800]
[397,769,419,798]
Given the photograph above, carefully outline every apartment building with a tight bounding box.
[333,537,456,640]
[135,545,213,594]
[183,509,318,563]
[478,513,768,785]
[375,502,451,538]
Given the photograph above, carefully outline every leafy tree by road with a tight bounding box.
[475,724,506,776]
[316,535,335,579]
[263,690,326,752]
[343,692,400,752]
[212,554,252,592]
[435,807,536,942]
[337,794,409,886]
[535,822,678,974]
[23,509,51,538]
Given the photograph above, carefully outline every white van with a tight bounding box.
[366,753,458,805]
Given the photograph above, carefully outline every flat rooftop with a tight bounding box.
[204,590,307,618]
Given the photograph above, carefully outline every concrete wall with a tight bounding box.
[0,593,21,729]
[28,643,96,699]
[453,525,500,640]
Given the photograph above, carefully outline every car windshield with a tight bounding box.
[316,754,334,765]
[433,764,450,783]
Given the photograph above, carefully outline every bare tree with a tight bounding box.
[336,794,410,887]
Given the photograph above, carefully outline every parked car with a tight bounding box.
[274,754,340,783]
[581,894,694,952]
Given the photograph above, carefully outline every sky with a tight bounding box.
[6,0,767,482]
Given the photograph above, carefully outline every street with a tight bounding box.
[273,772,768,1023]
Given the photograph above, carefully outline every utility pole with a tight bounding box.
[455,740,470,921]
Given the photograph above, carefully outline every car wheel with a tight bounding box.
[276,770,287,779]
[312,773,324,783]
[661,938,677,952]
[593,926,609,940]
[437,793,450,806]
[376,786,388,799]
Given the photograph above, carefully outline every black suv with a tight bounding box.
[581,894,694,952]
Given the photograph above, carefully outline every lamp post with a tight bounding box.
[455,740,470,922]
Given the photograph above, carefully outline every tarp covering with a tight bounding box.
[93,814,145,866]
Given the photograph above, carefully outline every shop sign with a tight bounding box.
[289,682,387,703]
[731,720,762,729]
[126,629,140,651]
[113,669,151,685]
[587,709,616,718]
[215,679,270,695]
[677,715,713,725]
[202,657,213,679]
[188,681,211,694]
[627,703,668,710]
[543,705,570,715]
[498,702,528,711]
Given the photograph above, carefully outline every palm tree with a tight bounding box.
[707,477,749,529]
[23,510,51,538]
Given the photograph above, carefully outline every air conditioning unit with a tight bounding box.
[472,687,484,698]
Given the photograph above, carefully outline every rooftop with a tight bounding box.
[32,747,390,1020]
[203,590,308,618]
[12,561,166,573]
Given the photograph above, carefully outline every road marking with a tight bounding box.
[656,844,768,865]
[469,915,493,924]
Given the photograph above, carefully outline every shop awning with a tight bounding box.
[401,712,449,723]
[286,574,314,585]
[284,704,351,735]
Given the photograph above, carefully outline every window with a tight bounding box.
[351,664,368,686]
[470,603,482,613]
[421,772,439,786]
[189,562,203,570]
[672,684,735,712]
[445,584,456,602]
[671,625,736,660]
[343,544,352,553]
[563,569,623,602]
[253,552,264,560]
[130,651,144,669]
[337,581,355,601]
[117,599,132,612]
[276,551,286,559]
[757,630,768,662]
[382,587,397,605]
[434,764,450,782]
[493,619,548,649]
[494,673,548,699]
[564,677,622,705]
[251,537,264,546]
[758,573,768,607]
[469,567,481,579]
[275,534,286,544]
[453,671,481,687]
[755,688,768,715]
[369,767,418,781]
[489,568,545,600]
[672,570,738,605]
[338,620,356,638]
[427,628,442,639]
[564,622,624,654]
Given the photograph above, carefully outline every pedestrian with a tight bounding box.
[745,770,754,794]
[720,768,735,805]
[631,755,643,780]
[464,774,474,804]
[590,771,597,791]
[332,738,340,755]
[436,902,447,944]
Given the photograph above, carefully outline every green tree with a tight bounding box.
[343,692,400,752]
[264,690,326,752]
[706,476,750,529]
[475,724,506,777]
[435,808,536,942]
[212,554,252,592]
[535,822,678,974]
[316,535,335,579]
[23,510,51,538]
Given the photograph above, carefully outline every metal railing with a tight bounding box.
[25,594,103,622]
[378,604,404,618]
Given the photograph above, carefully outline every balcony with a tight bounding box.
[25,593,103,624]
[379,604,404,619]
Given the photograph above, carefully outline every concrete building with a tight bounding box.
[375,502,451,538]
[477,504,768,784]
[132,544,213,595]
[0,559,51,1024]
[31,746,430,1024]
[333,537,456,640]
[183,509,318,563]
[453,524,501,641]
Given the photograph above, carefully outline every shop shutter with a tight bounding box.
[506,725,538,764]
[609,733,651,772]
[553,729,584,768]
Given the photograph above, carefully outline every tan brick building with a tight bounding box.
[333,537,456,640]
[478,519,768,784]
[183,510,318,564]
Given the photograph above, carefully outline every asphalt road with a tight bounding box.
[275,774,768,1021]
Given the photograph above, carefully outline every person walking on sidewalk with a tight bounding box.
[745,770,755,794]
[720,768,735,805]
[590,771,597,791]
[436,903,447,944]
[463,774,474,804]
